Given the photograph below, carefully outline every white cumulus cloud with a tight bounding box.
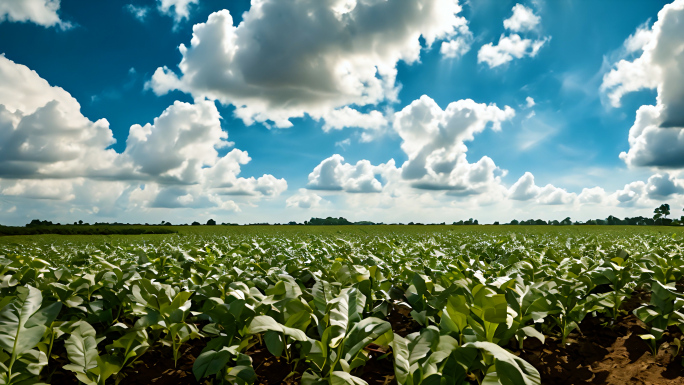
[578,186,607,204]
[0,56,287,214]
[148,0,472,127]
[393,95,514,192]
[508,172,577,205]
[158,0,198,22]
[307,154,384,193]
[478,4,549,69]
[478,34,549,68]
[0,0,68,28]
[321,107,387,133]
[286,188,324,209]
[601,0,684,168]
[503,4,541,32]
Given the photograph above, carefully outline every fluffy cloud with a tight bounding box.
[618,105,684,168]
[0,0,68,29]
[578,186,606,204]
[613,172,684,207]
[303,95,515,204]
[614,181,647,207]
[508,172,538,201]
[601,0,684,168]
[478,4,549,69]
[286,188,324,209]
[1,179,77,200]
[0,56,286,213]
[125,4,150,22]
[536,185,576,205]
[148,0,472,127]
[0,56,118,179]
[307,154,384,193]
[644,172,684,198]
[503,4,540,32]
[123,100,231,184]
[121,100,288,201]
[393,95,514,191]
[440,38,471,59]
[478,34,549,68]
[320,107,387,133]
[158,0,198,22]
[508,172,577,205]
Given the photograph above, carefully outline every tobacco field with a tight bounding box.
[1,226,684,385]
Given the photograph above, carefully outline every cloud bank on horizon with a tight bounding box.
[0,0,683,225]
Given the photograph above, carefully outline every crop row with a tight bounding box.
[0,231,683,384]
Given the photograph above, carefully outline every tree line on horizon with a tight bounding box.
[5,204,682,228]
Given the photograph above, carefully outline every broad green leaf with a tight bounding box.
[342,317,392,361]
[464,341,540,385]
[193,346,233,380]
[64,321,99,374]
[246,316,306,341]
[330,371,368,385]
[264,331,284,357]
[0,286,47,359]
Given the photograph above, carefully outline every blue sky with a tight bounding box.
[0,0,682,225]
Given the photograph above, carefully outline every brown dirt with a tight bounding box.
[121,341,205,385]
[387,304,422,337]
[356,344,396,385]
[519,290,684,385]
[248,345,301,385]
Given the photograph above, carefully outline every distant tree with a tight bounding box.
[27,219,54,227]
[191,221,201,226]
[78,220,83,225]
[493,221,500,225]
[306,217,353,225]
[509,219,519,225]
[206,219,217,226]
[654,203,671,225]
[561,217,572,225]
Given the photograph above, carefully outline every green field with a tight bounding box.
[1,226,684,385]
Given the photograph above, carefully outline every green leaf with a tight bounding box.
[518,326,545,345]
[446,295,469,332]
[342,317,392,362]
[246,316,306,341]
[0,286,48,359]
[390,335,410,385]
[64,321,99,374]
[330,371,368,385]
[193,346,234,380]
[408,328,440,367]
[224,353,256,385]
[264,331,284,357]
[464,341,540,385]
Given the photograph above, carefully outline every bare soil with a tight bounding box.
[519,290,684,385]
